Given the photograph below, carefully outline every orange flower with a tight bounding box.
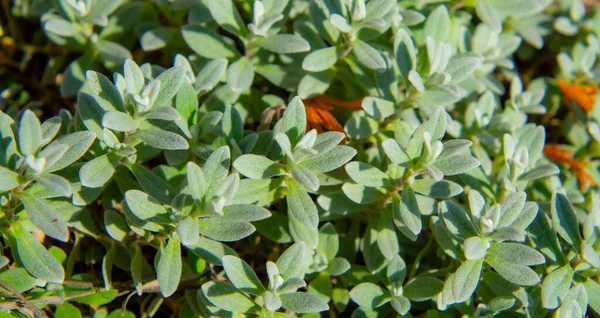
[557,79,598,113]
[543,144,595,191]
[303,95,363,134]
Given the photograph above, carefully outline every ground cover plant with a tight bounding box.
[3,0,600,317]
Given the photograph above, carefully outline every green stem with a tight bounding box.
[407,234,434,280]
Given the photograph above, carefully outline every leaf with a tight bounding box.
[202,146,230,199]
[227,57,254,92]
[299,146,357,173]
[377,208,399,260]
[361,97,395,120]
[196,58,228,91]
[222,204,271,222]
[394,29,417,82]
[0,167,20,193]
[476,0,502,33]
[352,40,386,70]
[124,190,168,220]
[450,259,483,303]
[104,210,128,242]
[280,292,329,313]
[222,255,265,295]
[542,265,574,309]
[79,153,119,188]
[185,162,206,201]
[202,281,256,313]
[277,96,307,144]
[157,237,182,297]
[206,0,247,38]
[129,163,176,204]
[349,283,387,308]
[19,192,69,242]
[262,34,311,54]
[584,279,600,315]
[85,71,125,112]
[404,277,444,301]
[0,268,36,293]
[302,47,338,72]
[11,223,64,283]
[276,241,306,280]
[55,302,82,318]
[328,258,351,276]
[18,110,42,156]
[485,243,544,286]
[393,190,422,241]
[149,67,186,109]
[139,129,189,150]
[198,218,255,242]
[440,200,478,239]
[33,173,72,197]
[124,59,144,94]
[42,131,96,172]
[140,27,173,51]
[287,180,319,229]
[424,5,450,44]
[550,191,582,248]
[233,154,283,179]
[463,236,488,260]
[102,111,139,132]
[292,166,320,192]
[412,179,463,199]
[382,139,410,165]
[345,162,388,187]
[176,216,200,246]
[432,155,480,176]
[182,25,238,59]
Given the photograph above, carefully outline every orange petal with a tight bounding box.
[316,95,364,110]
[558,80,598,113]
[544,144,595,191]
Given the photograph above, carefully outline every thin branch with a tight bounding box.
[0,280,47,318]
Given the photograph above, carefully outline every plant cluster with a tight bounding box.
[2,0,600,317]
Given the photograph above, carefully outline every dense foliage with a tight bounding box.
[2,0,600,317]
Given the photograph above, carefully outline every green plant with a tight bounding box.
[2,0,600,317]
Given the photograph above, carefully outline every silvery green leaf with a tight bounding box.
[201,281,256,312]
[33,173,71,197]
[276,96,306,144]
[382,139,410,165]
[432,155,480,176]
[104,209,128,242]
[317,222,339,261]
[349,283,388,308]
[140,27,173,51]
[11,223,64,284]
[446,259,483,304]
[287,180,318,229]
[313,131,344,153]
[541,265,574,309]
[378,208,399,260]
[329,14,352,33]
[280,292,329,313]
[437,139,473,160]
[402,9,425,26]
[302,47,338,72]
[196,58,228,91]
[394,29,417,82]
[41,131,96,172]
[404,277,444,301]
[408,70,425,92]
[423,5,450,45]
[182,25,238,59]
[0,167,20,193]
[124,59,144,94]
[387,254,406,287]
[485,242,544,285]
[342,182,385,204]
[222,255,265,295]
[352,40,386,71]
[102,111,139,132]
[446,56,481,84]
[157,237,181,297]
[19,192,69,242]
[221,204,271,223]
[289,212,319,250]
[263,291,282,311]
[206,0,247,38]
[40,117,61,146]
[222,105,243,143]
[227,57,255,93]
[391,295,410,315]
[393,190,421,241]
[550,191,582,248]
[489,227,526,242]
[233,154,283,179]
[345,162,388,187]
[440,200,478,239]
[365,0,396,21]
[140,129,189,150]
[299,146,356,173]
[149,67,186,109]
[476,0,502,33]
[125,189,168,220]
[351,0,366,21]
[95,39,132,66]
[412,179,463,199]
[361,97,395,119]
[345,111,379,139]
[519,164,560,182]
[276,241,306,280]
[18,110,42,156]
[44,18,78,36]
[463,236,488,260]
[202,146,230,199]
[554,17,578,36]
[328,257,351,276]
[497,191,526,228]
[262,34,310,54]
[292,166,319,192]
[298,70,334,99]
